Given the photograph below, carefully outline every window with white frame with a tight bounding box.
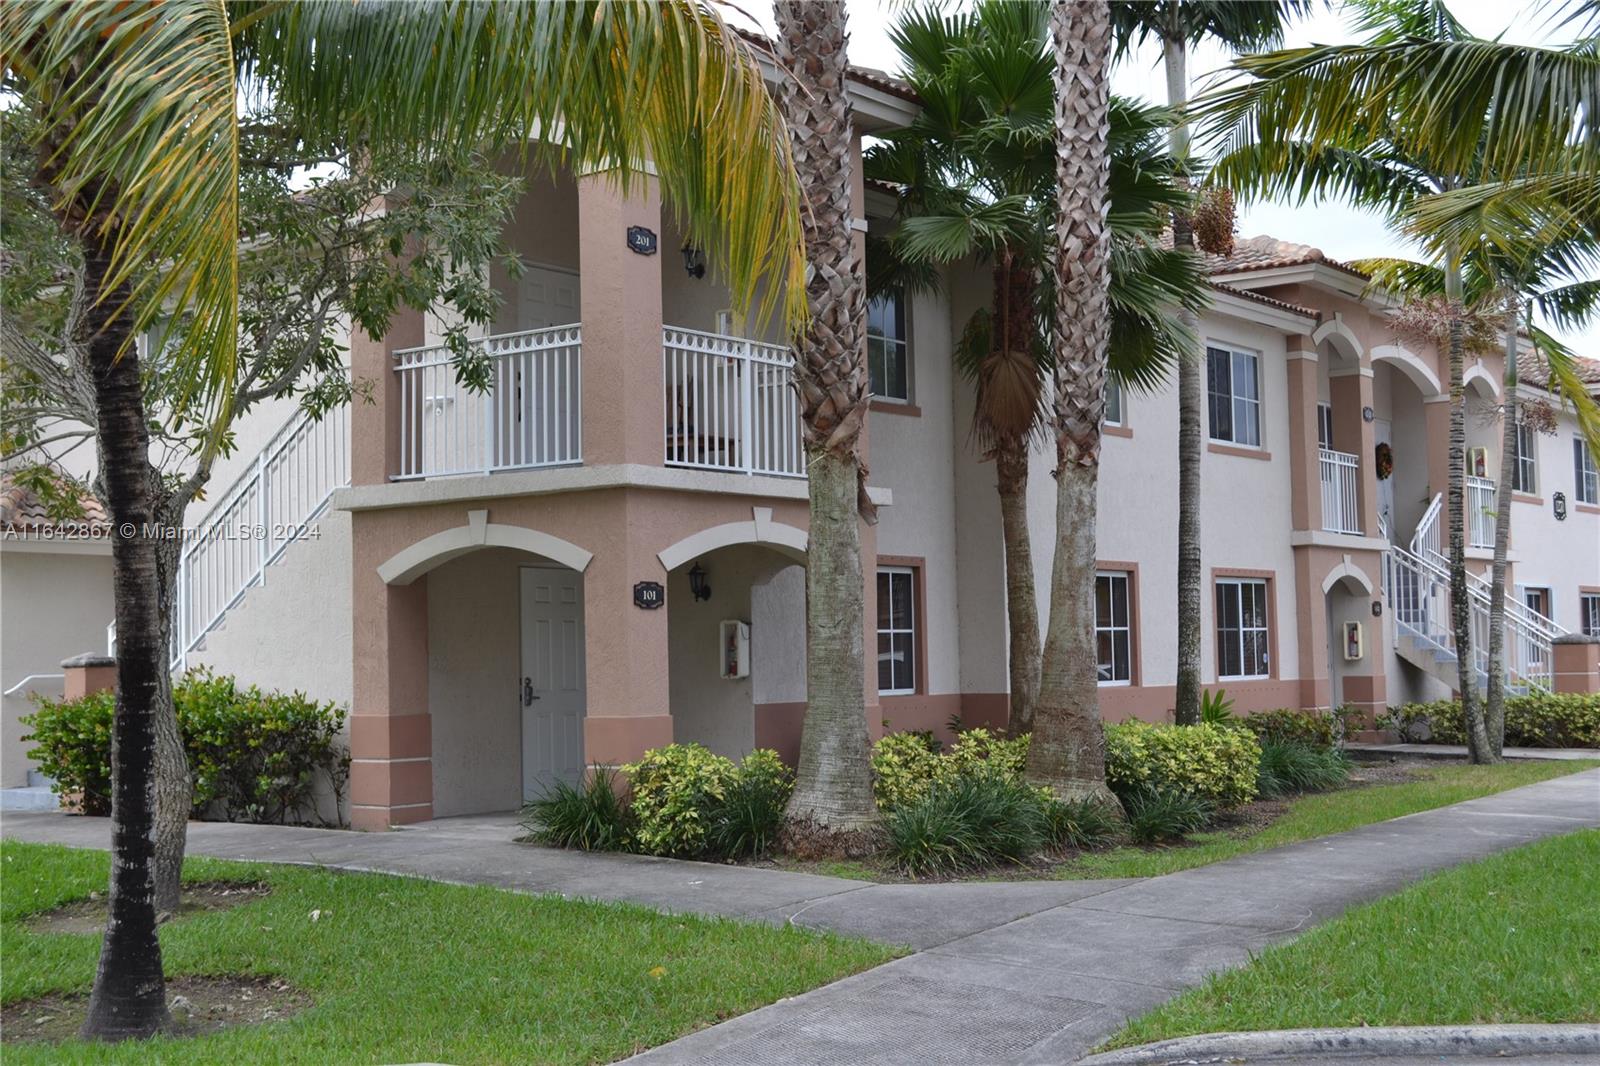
[1576,437,1599,504]
[1104,377,1124,426]
[1216,578,1270,679]
[1206,345,1262,446]
[867,291,909,402]
[877,567,918,695]
[1095,571,1133,685]
[1582,593,1600,638]
[1512,418,1537,494]
[1316,403,1334,450]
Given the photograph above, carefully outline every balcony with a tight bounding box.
[1318,447,1362,535]
[393,325,582,480]
[663,326,804,478]
[1467,475,1496,549]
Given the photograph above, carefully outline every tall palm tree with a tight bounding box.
[1024,0,1118,802]
[774,1,881,840]
[865,2,1204,735]
[3,0,804,1038]
[1110,1,1311,727]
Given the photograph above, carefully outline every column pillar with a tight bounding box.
[350,305,425,487]
[1330,366,1380,536]
[350,528,433,830]
[577,174,665,468]
[1286,337,1321,531]
[61,653,117,700]
[1552,635,1600,694]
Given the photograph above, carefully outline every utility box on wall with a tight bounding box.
[1343,620,1365,662]
[720,620,750,679]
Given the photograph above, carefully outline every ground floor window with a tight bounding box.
[1522,586,1552,620]
[1582,593,1600,637]
[1095,570,1133,685]
[877,567,918,695]
[1216,577,1270,679]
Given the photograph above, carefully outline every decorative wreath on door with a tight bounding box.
[1374,441,1394,480]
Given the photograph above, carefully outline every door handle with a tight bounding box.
[522,677,539,706]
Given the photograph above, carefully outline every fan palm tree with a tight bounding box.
[3,0,804,1038]
[1110,0,1311,727]
[774,1,881,840]
[865,1,1206,734]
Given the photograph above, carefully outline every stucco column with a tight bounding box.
[1330,367,1380,536]
[1286,338,1321,531]
[1552,635,1600,694]
[577,174,665,467]
[350,524,433,830]
[1291,552,1331,709]
[61,652,117,700]
[350,305,425,487]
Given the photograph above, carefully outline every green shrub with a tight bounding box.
[1041,795,1121,850]
[1242,708,1344,750]
[1381,694,1599,749]
[870,729,947,811]
[706,749,794,860]
[945,727,1030,780]
[623,743,736,857]
[20,689,115,815]
[885,774,1048,875]
[1256,741,1351,798]
[1199,688,1236,725]
[521,766,634,851]
[1104,720,1261,810]
[22,668,347,825]
[1122,785,1212,844]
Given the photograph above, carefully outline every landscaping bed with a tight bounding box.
[0,841,897,1063]
[1099,828,1600,1051]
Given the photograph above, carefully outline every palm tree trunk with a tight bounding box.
[79,240,171,1041]
[1163,33,1203,727]
[997,445,1042,733]
[1026,0,1118,807]
[1443,251,1491,763]
[150,501,193,915]
[776,0,880,841]
[1484,297,1518,760]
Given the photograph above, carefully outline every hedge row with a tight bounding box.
[1381,693,1599,749]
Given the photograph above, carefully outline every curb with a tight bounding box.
[1076,1025,1600,1064]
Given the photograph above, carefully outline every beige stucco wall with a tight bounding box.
[0,544,114,787]
[1507,404,1600,632]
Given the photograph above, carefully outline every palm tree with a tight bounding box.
[774,1,881,841]
[1110,1,1311,727]
[866,3,1204,734]
[4,0,804,1038]
[1024,0,1118,802]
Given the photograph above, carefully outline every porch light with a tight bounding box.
[681,244,707,279]
[689,562,712,602]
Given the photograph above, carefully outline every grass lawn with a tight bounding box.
[1054,759,1599,880]
[1102,828,1600,1050]
[0,841,897,1064]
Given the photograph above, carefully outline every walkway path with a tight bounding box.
[1346,742,1600,762]
[4,769,1597,1063]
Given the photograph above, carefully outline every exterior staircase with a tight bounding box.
[1383,494,1565,694]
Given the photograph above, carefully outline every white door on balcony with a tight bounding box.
[493,265,582,470]
[520,566,586,801]
[517,264,580,328]
[1375,420,1394,540]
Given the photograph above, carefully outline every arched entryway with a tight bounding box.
[1323,564,1377,709]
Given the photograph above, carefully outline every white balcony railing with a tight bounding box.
[393,325,581,480]
[1466,475,1496,549]
[663,326,804,478]
[1318,447,1362,534]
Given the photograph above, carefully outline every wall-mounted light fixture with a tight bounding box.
[688,562,712,602]
[681,244,707,279]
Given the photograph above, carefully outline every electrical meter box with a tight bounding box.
[720,620,750,679]
[1342,620,1364,661]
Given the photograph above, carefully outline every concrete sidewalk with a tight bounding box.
[3,769,1597,1064]
[1346,742,1600,762]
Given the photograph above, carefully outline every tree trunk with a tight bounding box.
[79,241,171,1041]
[776,0,880,841]
[1026,0,1118,808]
[1443,253,1492,763]
[1484,300,1518,760]
[1163,34,1203,727]
[150,497,193,915]
[997,446,1042,733]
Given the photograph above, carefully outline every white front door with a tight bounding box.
[1375,419,1394,541]
[517,264,580,329]
[520,566,586,800]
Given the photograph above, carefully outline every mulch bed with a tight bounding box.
[24,881,271,936]
[2,975,311,1045]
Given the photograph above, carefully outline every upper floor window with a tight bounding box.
[1316,403,1334,451]
[1512,420,1537,494]
[868,291,909,402]
[1095,571,1133,685]
[1582,593,1600,637]
[1104,377,1124,426]
[1216,577,1270,679]
[877,566,918,695]
[1576,438,1599,505]
[1207,345,1261,447]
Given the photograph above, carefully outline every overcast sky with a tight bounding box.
[727,1,1597,356]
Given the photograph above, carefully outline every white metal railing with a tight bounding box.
[663,326,804,478]
[393,325,582,480]
[1319,448,1362,534]
[1466,475,1496,549]
[1411,492,1443,558]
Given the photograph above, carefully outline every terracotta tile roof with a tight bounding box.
[0,471,108,534]
[1209,281,1318,319]
[1202,235,1370,280]
[1518,350,1600,395]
